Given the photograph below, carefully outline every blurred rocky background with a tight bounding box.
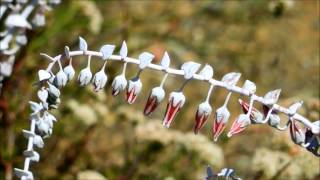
[0,0,319,179]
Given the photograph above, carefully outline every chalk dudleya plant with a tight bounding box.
[14,37,320,179]
[0,0,61,93]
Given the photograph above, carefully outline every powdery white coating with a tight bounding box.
[263,89,281,105]
[181,61,201,79]
[138,52,154,69]
[5,14,31,28]
[37,88,48,103]
[128,79,142,95]
[221,72,241,86]
[160,51,170,70]
[268,114,281,127]
[38,70,51,81]
[33,135,44,148]
[54,70,67,88]
[79,36,88,52]
[242,80,256,94]
[215,106,230,124]
[47,82,60,98]
[169,91,185,107]
[92,70,107,92]
[119,41,128,60]
[63,64,75,82]
[100,44,115,60]
[197,101,212,116]
[77,67,92,86]
[199,64,214,81]
[111,74,127,94]
[288,101,303,115]
[150,86,165,103]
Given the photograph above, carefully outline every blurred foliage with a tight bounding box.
[1,0,319,179]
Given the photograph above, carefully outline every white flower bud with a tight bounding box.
[126,78,142,104]
[54,70,67,88]
[47,82,60,98]
[111,74,127,96]
[63,63,75,82]
[36,119,50,136]
[33,135,44,148]
[32,13,45,27]
[37,88,48,103]
[92,70,107,92]
[78,67,92,86]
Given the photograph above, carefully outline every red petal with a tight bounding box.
[126,88,137,104]
[194,110,209,134]
[228,120,246,137]
[213,120,226,141]
[143,95,159,116]
[163,100,181,128]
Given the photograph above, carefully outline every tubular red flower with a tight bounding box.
[194,102,212,134]
[162,92,185,128]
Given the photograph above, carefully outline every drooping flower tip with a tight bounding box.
[54,70,68,88]
[111,75,127,96]
[92,70,108,92]
[213,106,230,141]
[77,67,92,87]
[143,86,165,116]
[227,114,250,137]
[126,78,142,104]
[162,91,185,128]
[194,102,212,134]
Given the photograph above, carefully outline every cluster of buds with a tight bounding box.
[16,36,320,179]
[0,0,60,94]
[205,165,242,180]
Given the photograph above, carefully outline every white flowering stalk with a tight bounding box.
[15,36,320,179]
[0,0,60,93]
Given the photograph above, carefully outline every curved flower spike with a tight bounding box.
[79,36,88,52]
[181,61,201,79]
[194,101,212,134]
[228,114,251,137]
[111,75,127,96]
[126,78,142,104]
[100,44,115,60]
[242,80,256,95]
[120,41,128,60]
[139,52,154,69]
[199,64,213,81]
[221,72,241,86]
[213,106,230,141]
[144,86,165,116]
[163,91,185,128]
[160,51,170,70]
